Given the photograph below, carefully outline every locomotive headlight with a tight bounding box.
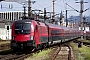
[30,36,34,40]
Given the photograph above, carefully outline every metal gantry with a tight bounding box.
[66,0,88,41]
[76,0,88,40]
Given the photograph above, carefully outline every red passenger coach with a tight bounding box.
[86,31,90,39]
[46,23,64,44]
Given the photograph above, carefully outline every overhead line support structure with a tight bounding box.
[52,0,55,23]
[28,0,31,19]
[76,0,88,40]
[66,0,88,40]
[28,0,36,19]
[65,9,78,27]
[66,10,68,27]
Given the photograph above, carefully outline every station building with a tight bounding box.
[0,11,24,40]
[0,11,23,21]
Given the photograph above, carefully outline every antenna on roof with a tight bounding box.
[1,4,2,9]
[9,4,13,9]
[9,4,10,8]
[11,4,13,9]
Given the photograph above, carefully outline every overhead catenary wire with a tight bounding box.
[32,1,52,12]
[55,3,67,9]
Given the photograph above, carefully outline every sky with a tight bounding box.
[32,0,90,17]
[0,0,90,18]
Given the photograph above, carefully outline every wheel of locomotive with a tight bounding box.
[13,48,22,52]
[61,40,62,44]
[36,44,42,50]
[43,43,49,48]
[46,42,49,48]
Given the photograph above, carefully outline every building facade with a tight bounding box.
[0,11,24,40]
[0,11,23,21]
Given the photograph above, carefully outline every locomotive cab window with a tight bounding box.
[15,23,31,34]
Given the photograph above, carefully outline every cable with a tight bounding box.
[42,1,52,5]
[65,0,71,3]
[45,5,52,9]
[55,3,66,8]
[35,2,44,8]
[55,0,61,4]
[34,1,52,8]
[32,1,52,12]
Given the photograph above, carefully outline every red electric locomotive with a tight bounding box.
[11,19,81,51]
[11,19,49,51]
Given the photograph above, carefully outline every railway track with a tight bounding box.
[0,49,37,60]
[0,40,10,41]
[0,43,61,60]
[51,44,75,60]
[0,40,10,50]
[0,40,10,45]
[0,40,10,42]
[0,41,76,60]
[0,43,10,50]
[0,47,50,60]
[74,40,90,47]
[0,53,32,60]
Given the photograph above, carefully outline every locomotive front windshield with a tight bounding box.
[15,23,31,34]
